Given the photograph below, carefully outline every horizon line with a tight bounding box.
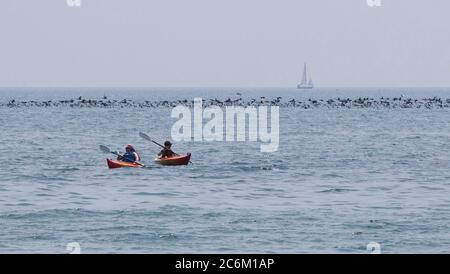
[1,86,450,90]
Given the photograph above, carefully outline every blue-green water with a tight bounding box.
[0,88,449,253]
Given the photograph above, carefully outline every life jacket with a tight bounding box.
[122,151,141,162]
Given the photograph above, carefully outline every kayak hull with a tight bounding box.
[107,158,142,169]
[154,153,191,166]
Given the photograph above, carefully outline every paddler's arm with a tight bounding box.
[117,153,134,162]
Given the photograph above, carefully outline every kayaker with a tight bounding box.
[118,144,141,163]
[158,141,176,158]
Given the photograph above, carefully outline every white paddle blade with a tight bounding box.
[139,132,152,142]
[99,145,111,154]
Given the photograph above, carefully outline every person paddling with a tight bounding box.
[157,141,177,158]
[118,144,141,163]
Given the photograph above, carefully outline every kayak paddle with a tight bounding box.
[138,132,167,150]
[99,145,145,167]
[138,132,193,164]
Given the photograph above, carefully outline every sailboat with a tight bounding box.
[297,63,314,89]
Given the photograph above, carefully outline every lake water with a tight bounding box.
[0,88,449,253]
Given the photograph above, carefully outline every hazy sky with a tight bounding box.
[1,0,449,87]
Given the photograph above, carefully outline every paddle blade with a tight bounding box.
[139,132,166,149]
[139,132,152,142]
[99,145,111,154]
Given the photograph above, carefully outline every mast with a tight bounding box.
[301,63,308,85]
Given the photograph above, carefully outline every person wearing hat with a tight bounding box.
[118,144,141,163]
[157,141,176,158]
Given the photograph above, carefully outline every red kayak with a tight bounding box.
[106,158,143,169]
[154,153,191,166]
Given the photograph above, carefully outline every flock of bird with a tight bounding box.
[1,96,449,109]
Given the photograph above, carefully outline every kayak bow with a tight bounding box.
[106,158,143,169]
[154,153,191,166]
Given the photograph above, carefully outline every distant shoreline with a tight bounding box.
[2,96,449,109]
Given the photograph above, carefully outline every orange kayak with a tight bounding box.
[106,158,143,169]
[154,153,191,166]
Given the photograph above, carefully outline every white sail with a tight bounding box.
[301,63,308,85]
[297,63,314,89]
